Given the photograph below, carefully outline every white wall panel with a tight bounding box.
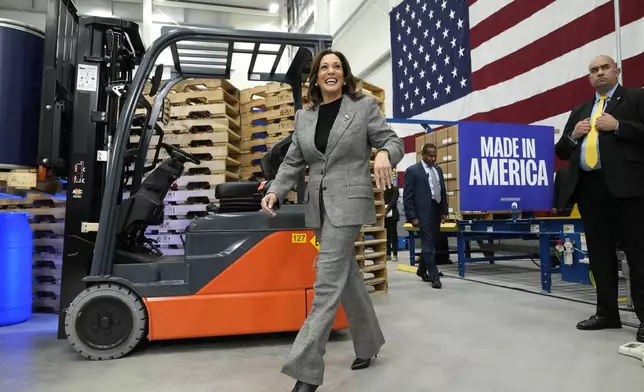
[331,0,390,76]
[0,10,46,30]
[328,0,365,34]
[360,58,393,116]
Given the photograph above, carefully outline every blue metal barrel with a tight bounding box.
[0,18,45,169]
[0,212,34,327]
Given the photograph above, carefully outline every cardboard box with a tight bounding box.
[426,132,437,147]
[447,190,459,214]
[437,144,457,164]
[446,161,459,180]
[433,128,448,147]
[415,135,426,153]
[445,178,458,192]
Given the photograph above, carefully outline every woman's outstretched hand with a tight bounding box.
[373,150,393,189]
[261,193,278,217]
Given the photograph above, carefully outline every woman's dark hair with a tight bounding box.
[305,49,363,109]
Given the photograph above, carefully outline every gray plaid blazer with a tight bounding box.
[268,94,404,228]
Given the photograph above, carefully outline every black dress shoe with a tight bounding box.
[291,381,318,392]
[576,315,622,330]
[431,279,442,289]
[417,270,431,282]
[637,324,644,343]
[351,354,377,370]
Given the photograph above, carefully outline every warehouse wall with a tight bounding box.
[0,0,288,89]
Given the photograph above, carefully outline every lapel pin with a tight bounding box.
[344,114,349,120]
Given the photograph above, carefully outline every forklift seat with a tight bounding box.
[117,157,185,248]
[210,135,293,213]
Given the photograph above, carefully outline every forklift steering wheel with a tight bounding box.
[161,142,201,165]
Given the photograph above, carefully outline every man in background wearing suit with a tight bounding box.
[384,181,400,262]
[555,55,644,343]
[403,143,448,289]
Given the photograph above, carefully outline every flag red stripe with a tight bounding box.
[468,0,479,5]
[469,0,555,50]
[620,0,644,23]
[397,171,406,189]
[465,52,644,124]
[471,0,644,92]
[623,52,644,87]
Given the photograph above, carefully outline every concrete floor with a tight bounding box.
[1,254,643,392]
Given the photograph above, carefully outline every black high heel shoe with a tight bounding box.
[291,381,318,392]
[351,354,378,370]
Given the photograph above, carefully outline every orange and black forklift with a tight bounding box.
[37,0,347,360]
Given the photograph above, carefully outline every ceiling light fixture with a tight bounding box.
[269,3,279,13]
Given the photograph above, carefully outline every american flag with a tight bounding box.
[390,0,473,118]
[391,0,644,179]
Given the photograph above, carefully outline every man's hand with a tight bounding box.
[374,150,393,190]
[411,218,419,227]
[261,193,278,217]
[571,118,591,140]
[595,113,618,132]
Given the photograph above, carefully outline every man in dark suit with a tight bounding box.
[403,143,448,289]
[384,184,400,261]
[555,55,644,342]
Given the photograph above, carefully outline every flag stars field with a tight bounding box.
[390,0,473,118]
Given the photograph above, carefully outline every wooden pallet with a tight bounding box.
[241,105,295,127]
[164,88,240,108]
[240,120,295,139]
[239,151,266,166]
[164,203,211,219]
[240,90,294,113]
[164,102,241,128]
[131,129,239,149]
[0,168,39,190]
[173,78,239,93]
[241,164,264,179]
[240,82,292,103]
[240,135,291,152]
[163,117,242,134]
[145,144,241,162]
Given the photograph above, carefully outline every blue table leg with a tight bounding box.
[409,231,416,266]
[457,232,466,277]
[539,233,552,293]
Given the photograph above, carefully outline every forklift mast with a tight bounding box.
[36,0,332,338]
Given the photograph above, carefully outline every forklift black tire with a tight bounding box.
[64,283,148,360]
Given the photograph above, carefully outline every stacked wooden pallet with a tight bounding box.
[132,78,243,254]
[355,149,388,295]
[1,171,66,314]
[238,82,296,180]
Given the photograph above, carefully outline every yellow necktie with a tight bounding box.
[584,95,608,168]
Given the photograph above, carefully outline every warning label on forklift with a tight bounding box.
[76,63,98,92]
[292,233,307,243]
[310,236,320,250]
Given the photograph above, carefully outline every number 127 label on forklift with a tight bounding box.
[291,233,307,243]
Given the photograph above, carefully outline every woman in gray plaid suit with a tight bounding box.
[261,49,404,392]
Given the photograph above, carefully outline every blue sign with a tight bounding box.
[456,121,554,212]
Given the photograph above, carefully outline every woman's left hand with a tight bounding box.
[374,150,393,189]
